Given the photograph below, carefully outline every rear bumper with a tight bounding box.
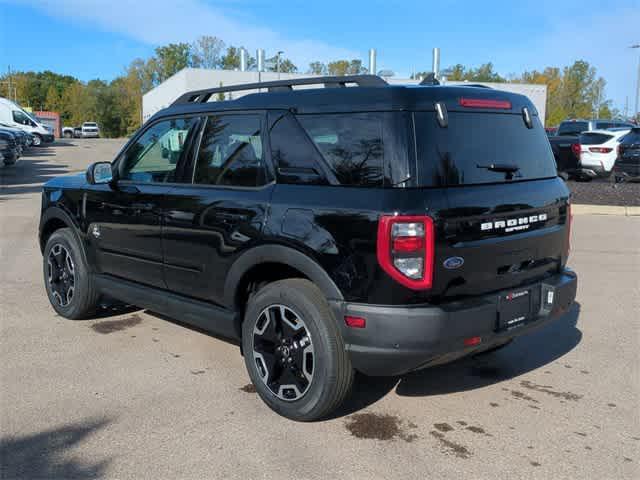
[331,269,577,376]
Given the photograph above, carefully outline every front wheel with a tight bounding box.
[242,279,354,421]
[32,134,42,146]
[43,228,100,319]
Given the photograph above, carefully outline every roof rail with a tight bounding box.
[460,83,492,89]
[171,74,388,105]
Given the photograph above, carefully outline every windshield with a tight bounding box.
[413,112,557,186]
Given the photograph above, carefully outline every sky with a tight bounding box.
[0,0,638,112]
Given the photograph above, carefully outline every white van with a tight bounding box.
[0,97,54,146]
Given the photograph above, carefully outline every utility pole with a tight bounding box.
[276,51,284,80]
[632,44,640,120]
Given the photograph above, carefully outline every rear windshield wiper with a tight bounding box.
[476,163,521,174]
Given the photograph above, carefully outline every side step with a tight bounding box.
[95,274,240,340]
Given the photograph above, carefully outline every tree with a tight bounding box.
[266,55,297,73]
[45,85,63,112]
[327,59,366,76]
[220,46,255,70]
[154,43,192,81]
[308,62,327,75]
[191,36,225,69]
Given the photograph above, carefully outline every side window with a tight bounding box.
[296,113,384,187]
[193,114,265,187]
[13,110,33,126]
[269,113,329,185]
[119,117,199,183]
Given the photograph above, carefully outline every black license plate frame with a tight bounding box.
[497,288,533,331]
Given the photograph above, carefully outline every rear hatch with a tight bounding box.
[413,104,570,301]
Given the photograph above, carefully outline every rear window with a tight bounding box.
[558,121,588,136]
[414,112,557,186]
[579,132,613,145]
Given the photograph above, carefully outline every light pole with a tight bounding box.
[276,51,284,80]
[632,44,640,120]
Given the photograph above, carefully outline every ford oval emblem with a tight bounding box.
[443,256,464,270]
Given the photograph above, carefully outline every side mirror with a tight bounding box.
[86,162,114,185]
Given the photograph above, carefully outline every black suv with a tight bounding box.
[39,75,577,421]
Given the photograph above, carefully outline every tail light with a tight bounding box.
[571,143,581,159]
[588,147,613,153]
[377,215,435,290]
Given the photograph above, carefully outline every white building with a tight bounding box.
[143,68,547,124]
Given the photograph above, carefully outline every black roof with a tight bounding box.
[151,82,536,123]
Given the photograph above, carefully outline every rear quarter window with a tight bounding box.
[413,112,557,186]
[296,113,385,187]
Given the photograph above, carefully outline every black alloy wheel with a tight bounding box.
[252,304,315,401]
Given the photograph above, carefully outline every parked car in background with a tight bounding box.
[0,122,34,149]
[614,127,640,182]
[557,119,635,136]
[0,128,20,165]
[0,97,54,146]
[61,126,75,138]
[81,122,100,138]
[548,118,636,179]
[572,129,630,178]
[545,127,557,136]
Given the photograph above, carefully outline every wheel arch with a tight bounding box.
[40,207,81,252]
[224,244,343,314]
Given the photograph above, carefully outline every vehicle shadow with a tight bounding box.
[0,418,111,479]
[332,302,582,417]
[0,156,70,197]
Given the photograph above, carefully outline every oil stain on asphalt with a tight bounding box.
[90,314,142,334]
[430,431,471,459]
[240,383,257,393]
[345,413,418,443]
[520,380,582,401]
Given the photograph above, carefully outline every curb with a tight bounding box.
[572,204,640,216]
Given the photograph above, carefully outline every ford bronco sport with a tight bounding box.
[39,75,577,421]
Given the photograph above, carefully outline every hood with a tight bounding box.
[43,172,87,189]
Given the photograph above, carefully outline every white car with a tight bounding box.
[81,122,100,138]
[575,129,630,177]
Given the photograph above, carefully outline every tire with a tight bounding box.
[43,228,100,319]
[2,153,17,165]
[32,134,42,146]
[242,279,354,421]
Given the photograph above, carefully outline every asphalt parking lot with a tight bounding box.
[1,140,639,479]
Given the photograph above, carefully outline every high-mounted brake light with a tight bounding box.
[377,215,435,290]
[459,98,512,109]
